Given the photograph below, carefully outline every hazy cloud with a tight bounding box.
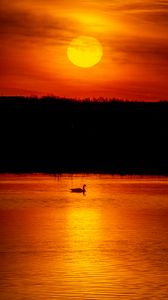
[106,34,168,68]
[0,8,78,44]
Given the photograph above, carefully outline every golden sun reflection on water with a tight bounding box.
[65,207,101,267]
[62,205,134,296]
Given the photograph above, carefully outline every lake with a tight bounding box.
[0,174,168,299]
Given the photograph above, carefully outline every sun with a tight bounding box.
[67,36,103,68]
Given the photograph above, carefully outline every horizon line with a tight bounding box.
[0,95,168,103]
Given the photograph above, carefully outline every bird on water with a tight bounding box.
[70,184,86,193]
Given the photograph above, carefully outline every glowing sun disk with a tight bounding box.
[67,36,103,68]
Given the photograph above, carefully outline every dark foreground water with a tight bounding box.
[0,174,168,299]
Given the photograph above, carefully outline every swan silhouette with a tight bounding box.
[70,184,86,193]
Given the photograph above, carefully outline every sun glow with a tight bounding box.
[67,36,103,68]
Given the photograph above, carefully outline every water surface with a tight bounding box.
[0,174,168,299]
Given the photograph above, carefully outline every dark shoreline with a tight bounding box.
[0,96,168,175]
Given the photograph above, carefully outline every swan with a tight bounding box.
[70,184,86,193]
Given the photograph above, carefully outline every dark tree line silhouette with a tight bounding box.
[0,96,168,174]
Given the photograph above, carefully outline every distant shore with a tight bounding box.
[0,96,168,175]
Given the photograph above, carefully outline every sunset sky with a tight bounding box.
[0,0,168,100]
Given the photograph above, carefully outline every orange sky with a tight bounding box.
[0,0,168,100]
